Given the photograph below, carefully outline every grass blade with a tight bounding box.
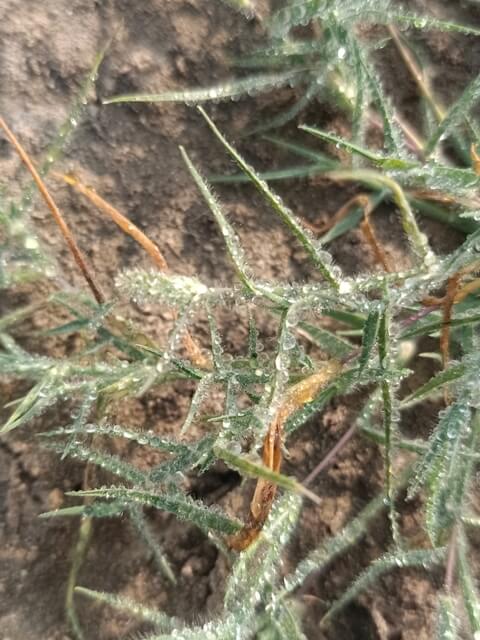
[425,72,480,155]
[104,70,306,105]
[68,486,242,535]
[198,107,340,288]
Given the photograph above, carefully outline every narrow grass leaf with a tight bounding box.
[408,402,471,499]
[40,501,127,519]
[214,446,320,504]
[75,586,180,631]
[357,42,405,155]
[297,321,354,358]
[225,494,302,607]
[263,135,338,164]
[209,164,328,184]
[358,310,380,373]
[267,602,308,640]
[129,506,176,584]
[328,169,434,262]
[39,423,189,455]
[116,269,211,307]
[68,486,242,535]
[458,530,480,635]
[180,146,256,292]
[44,441,147,485]
[401,313,480,340]
[366,11,480,36]
[322,548,445,624]
[149,435,216,483]
[104,70,305,105]
[426,72,480,155]
[300,126,407,167]
[198,106,340,288]
[436,595,460,640]
[180,373,215,435]
[426,409,480,543]
[1,376,59,434]
[282,489,389,595]
[400,364,465,408]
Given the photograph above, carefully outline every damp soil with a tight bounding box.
[1,1,480,639]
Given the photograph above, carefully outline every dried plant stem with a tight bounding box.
[419,263,480,403]
[304,193,392,271]
[360,200,393,272]
[328,169,433,263]
[388,25,445,123]
[367,110,424,156]
[302,194,370,235]
[454,277,480,303]
[58,173,168,270]
[440,275,461,373]
[228,360,342,551]
[57,172,209,368]
[422,261,480,369]
[394,114,425,156]
[303,422,357,487]
[401,303,439,328]
[0,116,105,304]
[471,144,480,175]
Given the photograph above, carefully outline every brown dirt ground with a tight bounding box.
[1,1,480,639]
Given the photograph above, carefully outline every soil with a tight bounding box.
[1,1,480,639]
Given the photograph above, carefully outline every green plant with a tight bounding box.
[2,1,480,639]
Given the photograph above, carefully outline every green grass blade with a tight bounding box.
[436,595,460,640]
[328,169,434,262]
[245,77,324,136]
[104,70,305,105]
[180,146,256,293]
[68,486,242,535]
[214,446,320,504]
[358,309,380,373]
[19,43,109,211]
[408,402,471,498]
[209,164,329,184]
[401,313,480,340]
[367,11,480,36]
[129,505,176,584]
[116,269,212,308]
[300,126,397,165]
[400,364,465,408]
[40,501,127,519]
[322,548,446,624]
[75,586,180,631]
[39,423,189,455]
[425,72,480,155]
[1,376,59,434]
[43,441,148,485]
[411,199,479,235]
[319,190,388,243]
[458,529,480,635]
[198,107,340,288]
[263,135,338,164]
[357,41,405,155]
[282,489,388,596]
[297,321,354,358]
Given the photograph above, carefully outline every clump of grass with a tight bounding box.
[2,1,480,639]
